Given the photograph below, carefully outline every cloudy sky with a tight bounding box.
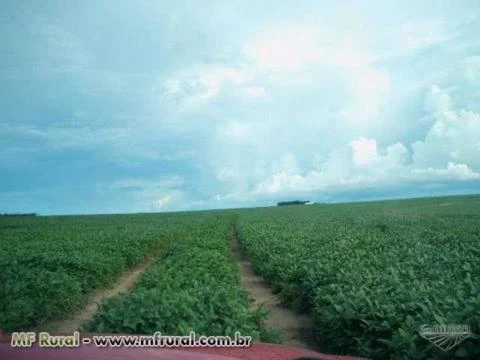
[1,1,480,214]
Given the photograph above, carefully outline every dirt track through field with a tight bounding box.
[38,252,159,333]
[231,225,323,352]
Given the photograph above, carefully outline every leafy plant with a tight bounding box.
[236,196,480,359]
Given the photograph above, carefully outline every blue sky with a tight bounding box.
[1,0,480,214]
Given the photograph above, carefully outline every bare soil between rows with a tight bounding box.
[230,225,324,353]
[36,252,159,333]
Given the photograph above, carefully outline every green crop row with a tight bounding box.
[0,212,203,331]
[236,196,480,359]
[83,213,274,341]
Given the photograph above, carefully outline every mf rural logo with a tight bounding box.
[419,324,473,351]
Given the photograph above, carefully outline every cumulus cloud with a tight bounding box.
[413,86,480,168]
[2,2,480,214]
[350,137,378,166]
[412,162,480,181]
[424,85,452,114]
[212,84,480,203]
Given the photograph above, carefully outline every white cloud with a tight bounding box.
[163,65,255,105]
[244,86,266,98]
[197,67,252,98]
[383,143,410,168]
[216,157,479,203]
[274,153,301,175]
[244,24,391,122]
[350,137,378,166]
[413,85,480,168]
[165,22,390,120]
[424,85,452,114]
[213,84,480,202]
[341,66,390,120]
[95,175,186,211]
[254,172,305,195]
[4,5,479,214]
[412,162,480,181]
[157,194,173,208]
[400,20,450,51]
[244,25,324,71]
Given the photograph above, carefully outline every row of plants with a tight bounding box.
[235,196,480,359]
[83,213,274,341]
[0,212,202,331]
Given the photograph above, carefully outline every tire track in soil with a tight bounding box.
[231,224,324,353]
[36,251,161,333]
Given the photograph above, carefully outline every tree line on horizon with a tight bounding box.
[1,213,37,217]
[276,200,310,206]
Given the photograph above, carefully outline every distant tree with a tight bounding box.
[1,213,37,217]
[277,200,310,206]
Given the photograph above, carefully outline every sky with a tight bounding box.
[1,0,480,215]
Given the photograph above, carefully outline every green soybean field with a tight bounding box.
[1,194,479,359]
[236,195,480,359]
[0,212,210,331]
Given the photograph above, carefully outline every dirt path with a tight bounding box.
[231,225,323,353]
[38,252,159,333]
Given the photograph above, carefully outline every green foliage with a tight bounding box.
[0,212,202,331]
[3,194,478,358]
[236,195,480,359]
[83,216,268,340]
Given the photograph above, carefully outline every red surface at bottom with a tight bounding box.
[175,342,366,360]
[0,339,366,360]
